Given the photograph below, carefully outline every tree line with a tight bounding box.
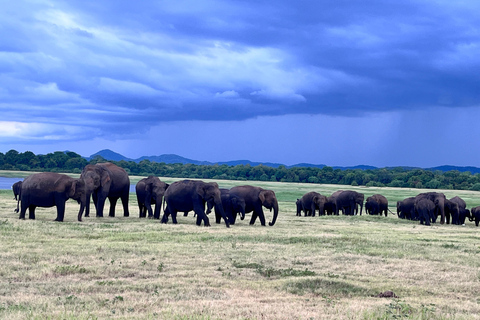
[1,149,480,191]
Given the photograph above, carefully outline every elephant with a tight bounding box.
[228,185,279,226]
[135,176,169,219]
[325,190,343,215]
[445,196,469,225]
[161,180,230,227]
[19,173,84,222]
[365,194,389,216]
[414,192,446,224]
[415,198,435,226]
[397,197,416,220]
[206,188,246,224]
[296,198,304,216]
[297,192,327,217]
[78,162,130,221]
[12,180,22,213]
[468,206,480,226]
[334,190,364,216]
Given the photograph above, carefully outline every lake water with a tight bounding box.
[0,176,137,192]
[0,177,23,190]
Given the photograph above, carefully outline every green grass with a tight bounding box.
[1,172,480,319]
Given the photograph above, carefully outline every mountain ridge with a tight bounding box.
[87,149,480,173]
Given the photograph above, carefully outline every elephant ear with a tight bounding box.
[145,183,152,193]
[98,167,111,187]
[68,180,77,198]
[196,184,206,199]
[259,190,267,204]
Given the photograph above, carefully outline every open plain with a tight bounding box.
[0,172,479,319]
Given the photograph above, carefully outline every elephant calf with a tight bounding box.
[469,206,480,226]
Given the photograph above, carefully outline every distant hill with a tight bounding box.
[88,149,132,162]
[87,149,480,172]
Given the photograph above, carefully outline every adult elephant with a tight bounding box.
[78,162,130,221]
[365,194,389,216]
[135,176,169,219]
[206,188,245,225]
[161,180,230,227]
[334,190,364,216]
[414,192,446,224]
[298,192,327,217]
[445,196,469,225]
[229,185,279,226]
[19,173,84,222]
[415,198,435,226]
[397,197,416,220]
[468,206,480,226]
[12,180,22,213]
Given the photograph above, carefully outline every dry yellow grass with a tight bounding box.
[0,173,479,319]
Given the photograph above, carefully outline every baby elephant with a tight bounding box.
[469,206,480,226]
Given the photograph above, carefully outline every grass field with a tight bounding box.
[1,172,479,319]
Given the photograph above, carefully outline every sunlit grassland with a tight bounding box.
[0,172,479,319]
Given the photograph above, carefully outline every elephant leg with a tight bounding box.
[121,192,130,217]
[96,195,106,217]
[258,210,266,226]
[108,197,118,217]
[55,201,66,222]
[250,211,258,225]
[311,204,316,217]
[138,203,145,218]
[161,205,170,224]
[28,206,36,219]
[194,203,210,227]
[153,197,162,220]
[171,209,178,224]
[215,210,222,224]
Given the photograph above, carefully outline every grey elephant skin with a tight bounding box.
[228,185,279,226]
[78,162,130,221]
[397,197,416,220]
[135,176,169,219]
[414,192,446,224]
[12,180,22,213]
[162,180,230,227]
[334,190,364,216]
[206,188,245,225]
[365,194,389,216]
[468,206,480,226]
[415,198,436,225]
[296,191,327,217]
[19,172,84,222]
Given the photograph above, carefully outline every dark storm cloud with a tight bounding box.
[1,0,479,140]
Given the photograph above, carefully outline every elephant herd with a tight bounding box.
[296,190,480,227]
[10,162,279,228]
[397,192,480,226]
[9,163,480,228]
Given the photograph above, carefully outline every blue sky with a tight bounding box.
[1,1,479,167]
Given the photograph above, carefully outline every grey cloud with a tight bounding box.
[1,0,479,142]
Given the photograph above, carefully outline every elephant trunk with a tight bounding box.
[213,196,230,228]
[269,199,279,226]
[153,196,163,219]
